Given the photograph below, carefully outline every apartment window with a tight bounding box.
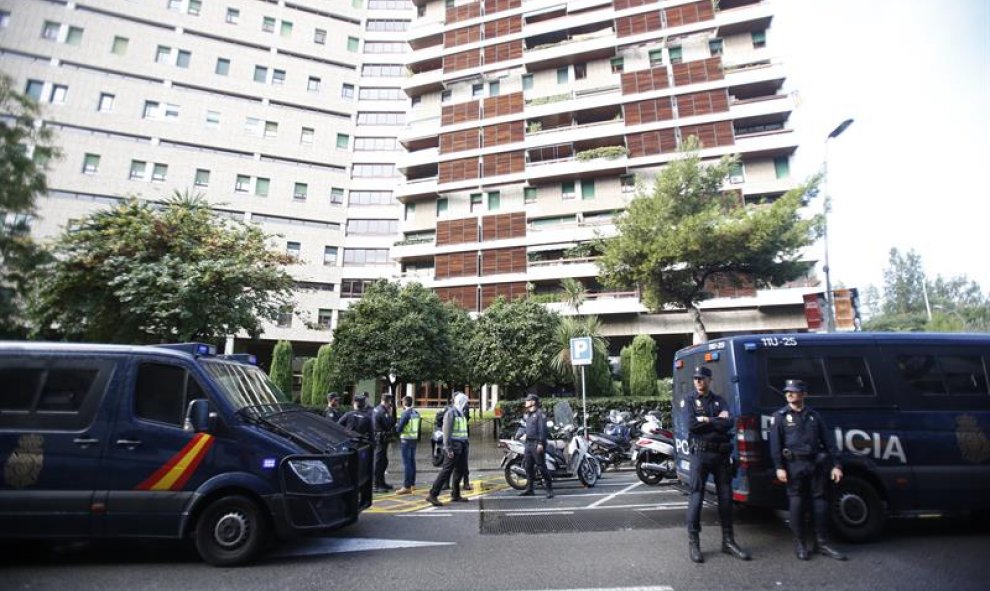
[286,241,301,259]
[307,76,321,91]
[524,187,537,204]
[300,127,314,145]
[364,41,406,54]
[280,21,293,37]
[235,174,250,192]
[225,8,240,24]
[360,87,403,100]
[264,121,278,138]
[262,16,276,33]
[728,162,744,183]
[709,38,724,56]
[366,19,409,32]
[25,80,44,102]
[354,137,398,151]
[352,164,396,177]
[42,21,60,41]
[215,58,230,76]
[610,57,624,73]
[441,89,452,103]
[470,193,482,212]
[620,174,635,193]
[323,246,339,266]
[66,26,83,46]
[142,100,160,119]
[98,92,115,113]
[669,47,683,64]
[163,103,180,120]
[489,84,500,99]
[276,306,293,328]
[562,180,575,199]
[330,187,345,204]
[336,134,350,150]
[356,112,405,125]
[350,190,393,205]
[129,160,146,180]
[111,36,129,55]
[293,183,308,200]
[343,248,389,266]
[472,83,483,98]
[155,45,172,64]
[436,198,448,216]
[404,203,415,220]
[488,191,500,211]
[188,0,202,15]
[342,83,355,99]
[253,66,267,83]
[649,49,663,67]
[361,64,403,77]
[574,63,587,80]
[581,179,595,200]
[167,0,182,10]
[48,85,67,104]
[347,36,360,52]
[0,11,10,28]
[774,156,790,179]
[81,153,100,175]
[556,67,568,84]
[205,110,220,126]
[317,309,333,329]
[255,177,270,197]
[522,74,533,90]
[411,95,421,107]
[347,219,398,235]
[151,163,168,182]
[752,30,766,49]
[272,70,285,85]
[194,168,210,187]
[176,50,191,68]
[314,28,327,44]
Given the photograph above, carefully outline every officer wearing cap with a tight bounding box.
[339,393,374,439]
[770,379,847,561]
[324,392,342,422]
[519,393,553,498]
[683,365,750,563]
[372,392,396,492]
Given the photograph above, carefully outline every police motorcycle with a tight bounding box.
[587,409,637,470]
[631,410,677,485]
[429,410,445,467]
[499,401,600,489]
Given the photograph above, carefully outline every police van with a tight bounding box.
[672,332,990,541]
[0,342,373,565]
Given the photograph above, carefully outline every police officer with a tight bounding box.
[425,392,470,507]
[338,392,373,439]
[324,392,342,422]
[395,395,420,495]
[769,379,847,561]
[372,392,396,492]
[684,366,750,563]
[519,394,554,498]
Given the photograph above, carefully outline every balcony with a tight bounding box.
[527,256,600,281]
[395,176,439,202]
[397,147,440,171]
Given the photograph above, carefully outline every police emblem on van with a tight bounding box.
[4,434,44,489]
[955,415,990,464]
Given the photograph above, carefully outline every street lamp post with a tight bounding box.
[822,118,854,333]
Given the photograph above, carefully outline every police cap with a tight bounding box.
[783,379,807,393]
[354,392,367,402]
[326,392,339,401]
[524,393,540,404]
[692,366,713,379]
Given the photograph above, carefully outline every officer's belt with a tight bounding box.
[691,441,731,454]
[782,449,816,461]
[525,437,543,442]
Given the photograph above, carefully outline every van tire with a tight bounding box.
[830,475,885,543]
[195,495,269,566]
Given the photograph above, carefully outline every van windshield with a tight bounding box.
[201,360,290,410]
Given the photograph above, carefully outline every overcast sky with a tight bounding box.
[771,0,990,294]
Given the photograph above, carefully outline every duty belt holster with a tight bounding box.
[782,448,816,462]
[691,441,731,454]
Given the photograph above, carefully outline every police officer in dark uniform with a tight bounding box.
[372,392,396,492]
[519,394,554,498]
[769,379,847,561]
[324,392,342,422]
[683,366,750,563]
[338,393,373,439]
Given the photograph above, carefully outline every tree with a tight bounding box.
[597,138,822,343]
[300,358,316,407]
[438,302,476,389]
[311,344,334,404]
[550,315,611,396]
[467,297,559,398]
[629,334,659,398]
[269,340,293,398]
[881,248,926,316]
[29,192,294,343]
[620,345,632,396]
[0,73,60,337]
[559,277,587,313]
[331,281,452,397]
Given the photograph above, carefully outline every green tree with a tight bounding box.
[550,315,611,396]
[331,281,452,397]
[597,138,822,343]
[620,345,632,396]
[301,357,316,406]
[559,277,587,313]
[468,297,559,398]
[30,192,294,343]
[881,248,926,316]
[0,73,60,337]
[438,302,477,389]
[269,340,294,398]
[629,334,659,398]
[310,344,334,404]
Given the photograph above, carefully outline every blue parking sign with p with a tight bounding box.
[570,337,593,366]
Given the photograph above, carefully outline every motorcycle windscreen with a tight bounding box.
[553,401,574,428]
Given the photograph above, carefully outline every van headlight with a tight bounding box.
[288,459,333,485]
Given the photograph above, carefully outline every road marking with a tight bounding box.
[484,489,680,500]
[509,511,575,517]
[271,537,455,559]
[587,481,642,508]
[400,501,687,514]
[506,587,674,591]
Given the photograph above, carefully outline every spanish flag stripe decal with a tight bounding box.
[170,436,215,491]
[136,434,214,491]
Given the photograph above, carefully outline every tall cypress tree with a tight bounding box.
[630,334,658,398]
[269,340,294,398]
[301,357,316,407]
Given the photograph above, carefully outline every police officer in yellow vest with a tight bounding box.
[395,395,420,495]
[425,392,470,507]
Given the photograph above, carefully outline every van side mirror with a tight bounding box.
[185,399,213,433]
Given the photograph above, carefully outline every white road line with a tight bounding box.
[506,587,674,591]
[405,501,687,514]
[272,537,455,558]
[588,481,642,508]
[482,489,679,500]
[509,511,575,517]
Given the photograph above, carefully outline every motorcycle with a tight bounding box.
[587,409,636,470]
[430,410,445,467]
[499,401,600,490]
[631,410,677,485]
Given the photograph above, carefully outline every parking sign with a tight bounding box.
[570,336,593,366]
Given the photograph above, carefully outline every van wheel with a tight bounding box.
[195,495,269,566]
[830,475,885,543]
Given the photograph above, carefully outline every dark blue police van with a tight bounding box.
[672,332,990,541]
[0,342,373,565]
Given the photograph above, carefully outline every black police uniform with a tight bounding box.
[769,384,846,560]
[520,406,553,498]
[338,404,373,438]
[325,405,342,422]
[683,367,749,563]
[372,400,396,490]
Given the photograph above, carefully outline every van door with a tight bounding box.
[0,357,117,537]
[102,360,213,537]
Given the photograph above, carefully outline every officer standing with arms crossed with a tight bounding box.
[769,379,847,561]
[372,392,396,492]
[425,392,470,507]
[394,395,420,495]
[519,394,554,498]
[683,366,750,563]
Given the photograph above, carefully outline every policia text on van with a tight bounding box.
[0,342,373,566]
[672,332,990,542]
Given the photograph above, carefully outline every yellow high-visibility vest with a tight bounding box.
[400,411,420,440]
[451,414,468,440]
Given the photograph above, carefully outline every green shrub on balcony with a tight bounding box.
[527,93,570,107]
[575,146,628,161]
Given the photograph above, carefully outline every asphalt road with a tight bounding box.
[2,471,988,591]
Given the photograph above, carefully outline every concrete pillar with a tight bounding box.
[224,336,235,354]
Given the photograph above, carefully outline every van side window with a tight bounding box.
[766,356,828,399]
[38,368,99,411]
[897,354,945,395]
[0,367,43,411]
[940,355,988,395]
[0,359,113,429]
[827,357,875,396]
[135,364,188,427]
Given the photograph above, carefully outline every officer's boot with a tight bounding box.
[688,532,704,564]
[545,481,554,499]
[794,535,810,561]
[815,535,847,561]
[721,526,751,561]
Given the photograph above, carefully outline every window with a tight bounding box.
[349,190,393,205]
[188,0,202,15]
[562,181,575,199]
[522,74,533,90]
[348,36,360,52]
[262,16,276,33]
[49,84,68,104]
[472,83,483,98]
[581,179,595,200]
[280,20,293,37]
[411,95,421,107]
[404,203,415,220]
[156,45,172,64]
[356,112,405,126]
[441,89,452,103]
[129,160,147,180]
[470,193,482,212]
[253,65,268,83]
[351,164,397,177]
[205,110,220,126]
[610,57,624,73]
[323,246,338,266]
[98,92,115,112]
[524,187,537,204]
[307,76,321,91]
[42,20,60,41]
[765,356,829,403]
[0,11,10,28]
[143,100,161,119]
[620,174,635,193]
[82,153,100,174]
[255,177,270,196]
[752,30,766,49]
[330,187,345,204]
[361,64,404,77]
[235,174,250,192]
[286,241,302,259]
[364,41,407,54]
[167,0,182,10]
[66,26,83,45]
[151,163,168,182]
[215,58,230,75]
[342,83,354,99]
[336,133,349,150]
[111,36,129,55]
[317,309,333,329]
[293,183,308,200]
[347,219,398,235]
[669,46,683,64]
[194,168,210,187]
[366,19,409,32]
[774,156,790,179]
[276,307,293,328]
[24,80,43,102]
[243,117,261,136]
[897,355,989,396]
[488,191,500,211]
[649,49,663,67]
[709,38,723,56]
[164,103,180,119]
[226,8,240,24]
[176,50,191,68]
[728,162,744,183]
[272,69,285,85]
[827,357,876,396]
[574,63,586,80]
[314,28,327,44]
[136,364,198,427]
[436,198,449,216]
[354,137,398,151]
[359,87,404,100]
[343,248,390,266]
[264,121,278,138]
[556,67,569,84]
[300,127,314,145]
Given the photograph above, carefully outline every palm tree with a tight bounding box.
[560,277,587,314]
[551,315,607,385]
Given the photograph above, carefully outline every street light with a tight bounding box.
[822,118,854,333]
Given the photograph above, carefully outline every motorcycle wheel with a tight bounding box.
[635,458,664,486]
[504,457,530,490]
[578,457,599,487]
[431,443,444,467]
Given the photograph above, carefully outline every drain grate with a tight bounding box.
[480,512,578,535]
[479,508,680,535]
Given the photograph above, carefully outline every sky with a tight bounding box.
[771,0,990,294]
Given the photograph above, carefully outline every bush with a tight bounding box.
[312,344,332,403]
[630,334,658,398]
[301,358,316,406]
[620,345,632,396]
[575,146,628,161]
[496,396,672,437]
[269,340,293,398]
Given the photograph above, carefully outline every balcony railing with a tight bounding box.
[528,255,600,268]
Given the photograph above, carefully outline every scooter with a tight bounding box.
[631,410,677,485]
[587,409,636,470]
[499,401,600,489]
[430,410,445,467]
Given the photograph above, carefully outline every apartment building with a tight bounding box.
[396,0,817,361]
[0,0,414,360]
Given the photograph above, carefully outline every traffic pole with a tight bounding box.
[581,365,587,439]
